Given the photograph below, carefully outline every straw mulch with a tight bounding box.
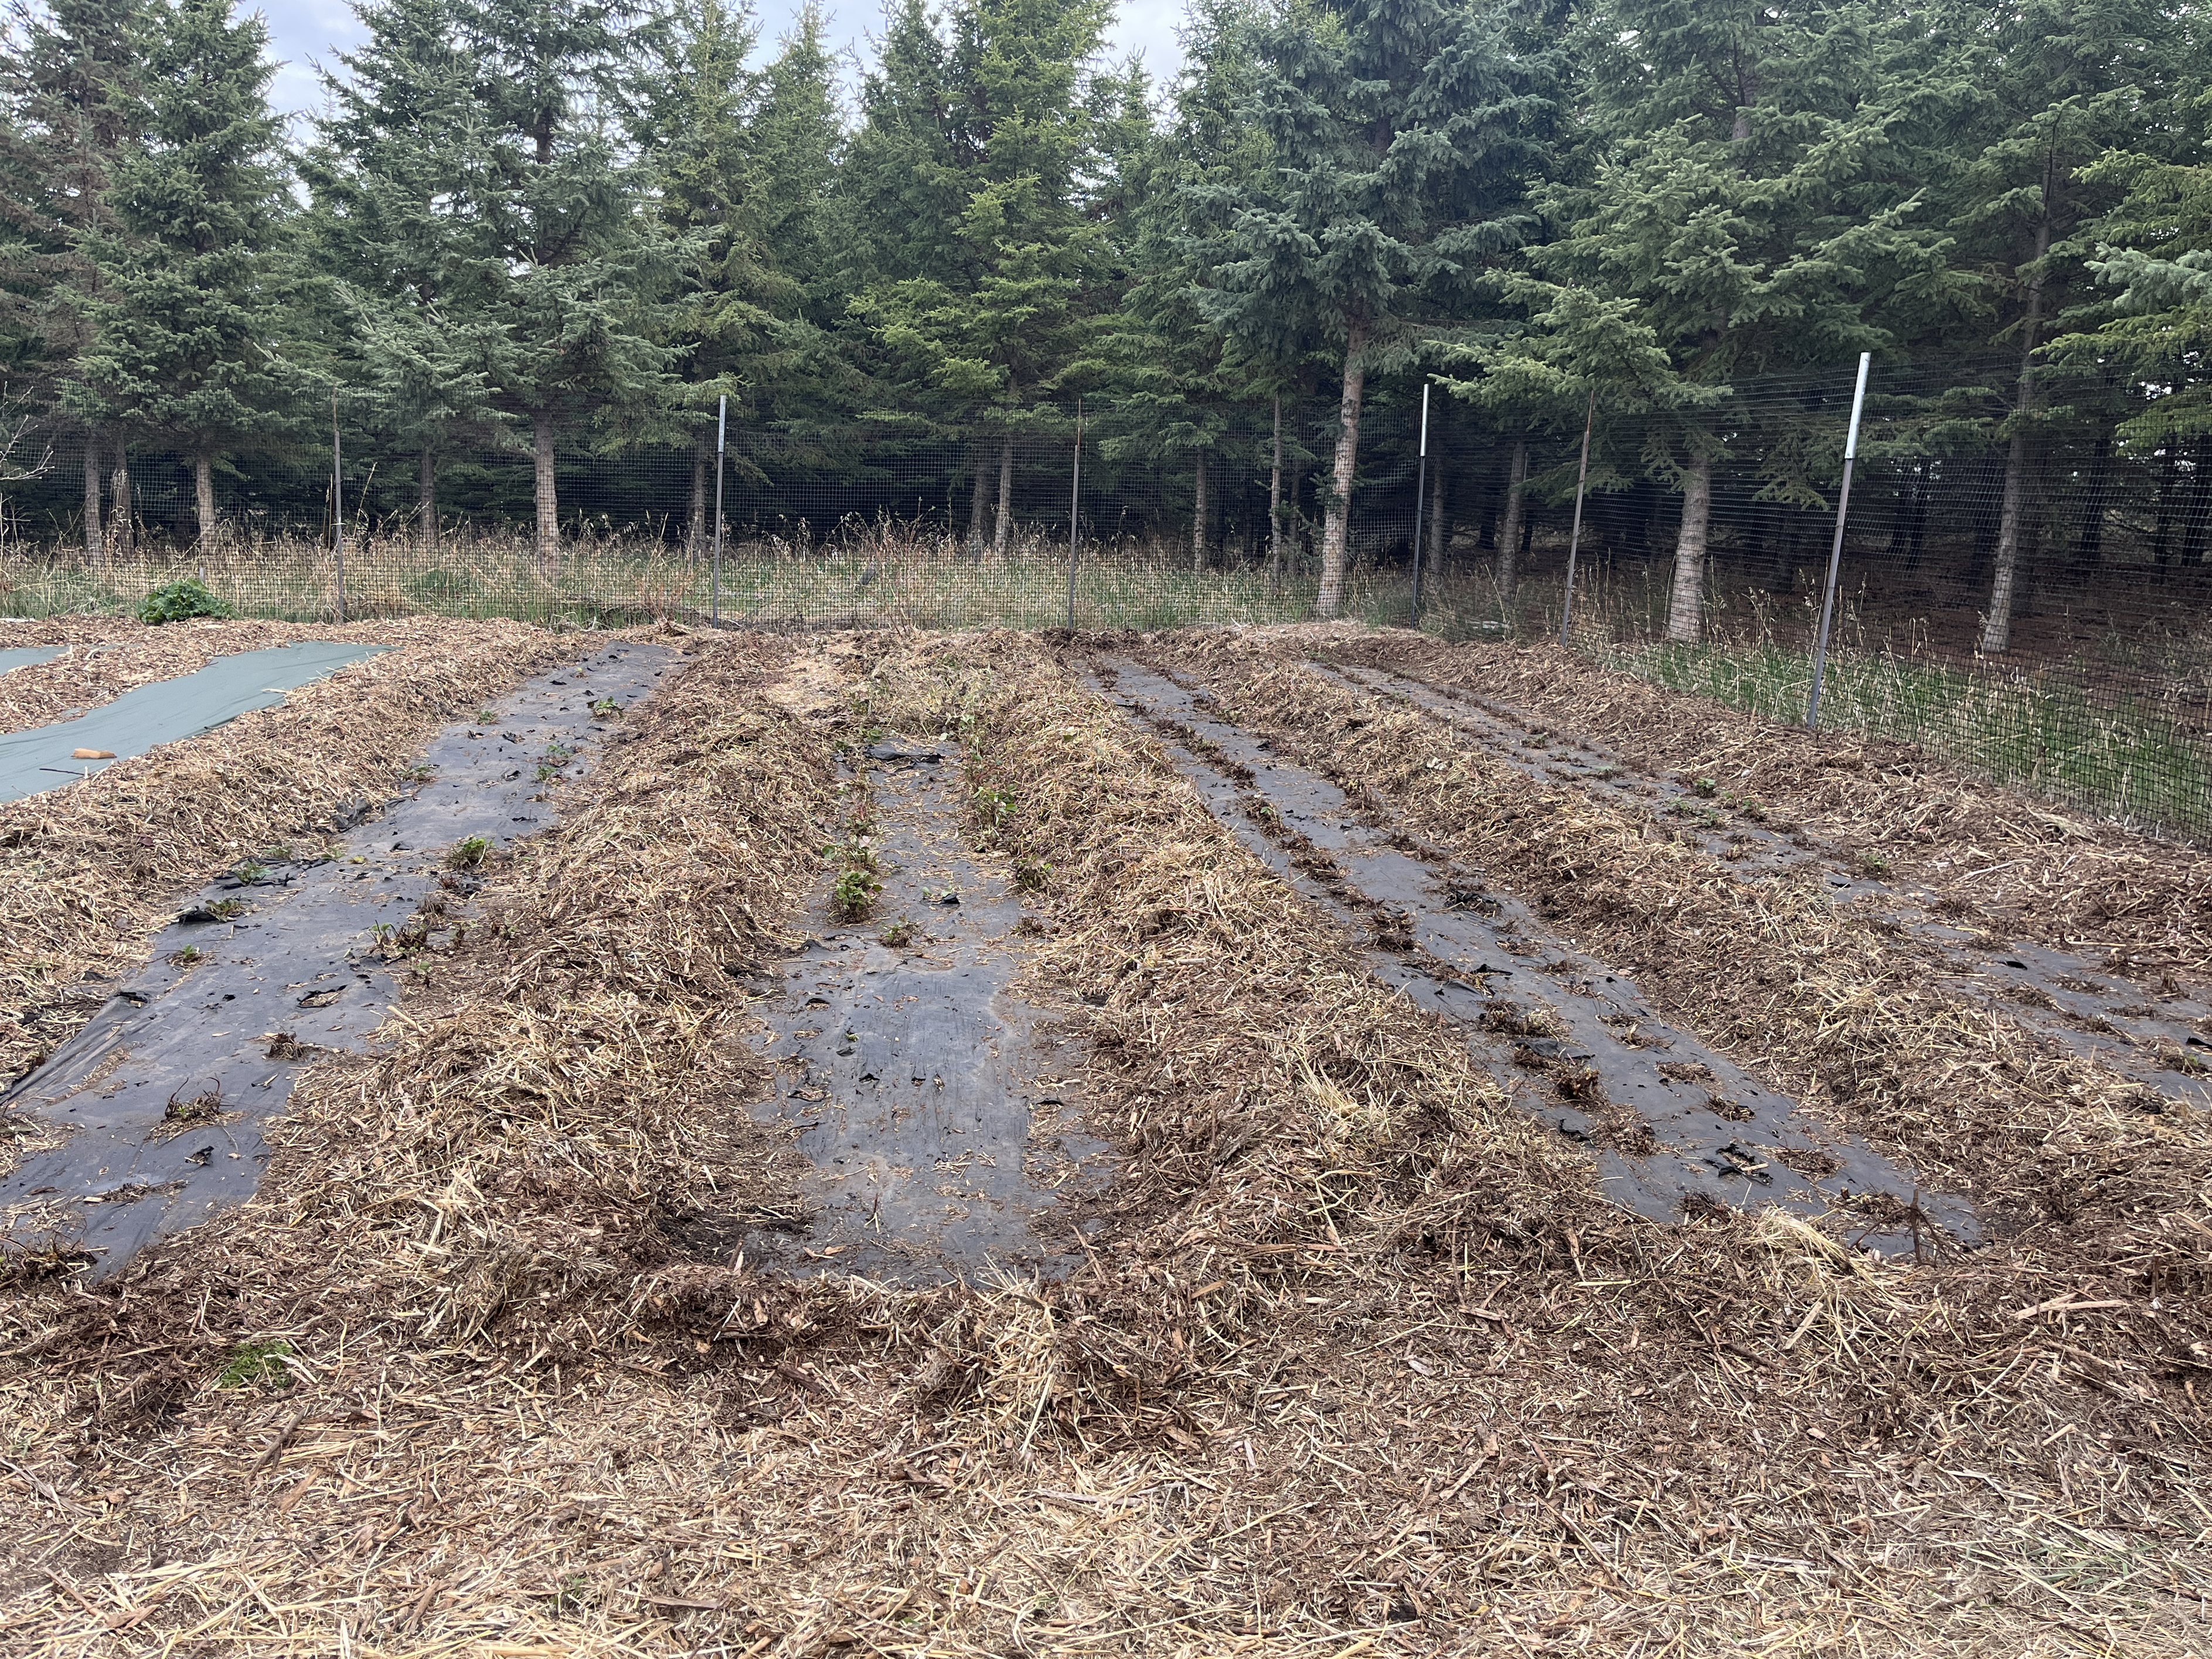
[1309,627,2212,974]
[2,628,2207,1655]
[0,618,578,1110]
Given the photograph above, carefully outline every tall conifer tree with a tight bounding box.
[72,0,292,546]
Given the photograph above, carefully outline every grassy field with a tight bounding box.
[8,531,2212,839]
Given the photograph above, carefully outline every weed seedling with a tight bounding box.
[879,916,915,948]
[207,898,245,920]
[1857,850,1892,879]
[832,866,882,921]
[164,1085,223,1124]
[449,835,493,868]
[477,708,499,725]
[168,944,202,966]
[233,861,268,885]
[1690,776,1719,798]
[1014,858,1051,893]
[972,785,1017,827]
[590,696,622,718]
[215,1340,294,1391]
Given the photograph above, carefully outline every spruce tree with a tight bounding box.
[304,0,508,545]
[0,0,145,560]
[456,0,681,564]
[70,0,293,547]
[852,0,1128,553]
[1917,0,2188,650]
[1197,0,1557,616]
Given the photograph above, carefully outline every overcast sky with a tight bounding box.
[259,0,1190,132]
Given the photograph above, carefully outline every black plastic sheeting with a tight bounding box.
[685,739,1108,1284]
[1098,657,1975,1255]
[0,642,682,1277]
[1337,662,2212,1119]
[0,641,391,805]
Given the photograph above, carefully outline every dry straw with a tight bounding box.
[0,624,2206,1655]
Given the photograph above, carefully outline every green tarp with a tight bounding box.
[0,641,389,805]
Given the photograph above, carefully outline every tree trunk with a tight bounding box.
[193,453,217,548]
[533,412,559,566]
[1665,450,1714,643]
[109,449,132,559]
[2182,436,2212,568]
[1270,400,1287,572]
[1496,438,1529,603]
[967,446,989,553]
[1191,449,1209,572]
[2153,443,2182,579]
[1317,322,1367,619]
[1980,427,2030,652]
[993,434,1014,556]
[1979,169,2054,654]
[419,443,438,548]
[81,433,102,566]
[688,443,708,559]
[2072,433,2113,574]
[1427,458,1445,579]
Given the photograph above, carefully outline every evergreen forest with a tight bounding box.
[2,0,2210,630]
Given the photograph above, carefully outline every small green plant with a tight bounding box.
[832,865,882,920]
[589,696,622,718]
[449,835,492,868]
[1690,776,1719,798]
[206,898,245,920]
[535,742,573,783]
[260,843,294,863]
[215,1338,294,1390]
[972,785,1017,827]
[233,861,268,884]
[1857,849,1891,879]
[136,576,230,624]
[164,1085,223,1124]
[477,708,499,724]
[879,915,915,948]
[1014,858,1051,893]
[168,944,202,966]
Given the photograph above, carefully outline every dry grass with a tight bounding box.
[0,617,578,1098]
[1324,628,2212,973]
[1,627,2208,1655]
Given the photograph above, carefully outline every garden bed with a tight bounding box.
[0,624,2206,1658]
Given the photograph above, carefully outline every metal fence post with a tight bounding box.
[331,392,346,624]
[1066,396,1083,633]
[1558,390,1595,648]
[1807,352,1872,730]
[1408,380,1429,627]
[712,393,726,624]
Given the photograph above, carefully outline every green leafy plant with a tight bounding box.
[449,835,492,868]
[832,866,882,920]
[589,696,621,718]
[972,785,1017,827]
[879,915,915,947]
[215,1339,294,1390]
[1690,776,1719,799]
[136,576,230,624]
[206,898,245,920]
[233,861,268,884]
[1014,858,1051,893]
[168,944,202,966]
[477,708,499,725]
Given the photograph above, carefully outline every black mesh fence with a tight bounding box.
[0,358,2207,840]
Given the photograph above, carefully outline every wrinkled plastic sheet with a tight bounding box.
[0,641,389,804]
[0,643,680,1277]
